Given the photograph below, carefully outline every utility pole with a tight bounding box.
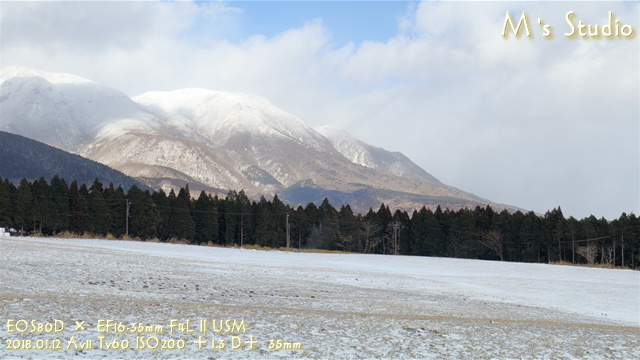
[286,213,290,248]
[621,235,624,267]
[613,238,616,267]
[393,221,399,255]
[240,213,244,247]
[572,233,575,263]
[125,200,131,237]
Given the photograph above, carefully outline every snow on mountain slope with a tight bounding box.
[134,89,335,153]
[0,67,503,212]
[0,66,153,152]
[317,125,442,184]
[86,88,465,204]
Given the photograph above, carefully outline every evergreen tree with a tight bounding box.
[86,179,111,236]
[151,189,171,240]
[236,190,252,247]
[271,195,289,248]
[127,186,161,239]
[14,179,33,233]
[48,176,69,234]
[104,184,126,237]
[423,208,445,256]
[304,202,320,234]
[0,178,13,228]
[519,211,543,262]
[447,208,478,258]
[391,209,410,255]
[68,180,87,235]
[222,190,239,246]
[171,185,195,241]
[193,191,219,244]
[308,198,338,250]
[503,210,525,262]
[31,177,52,234]
[253,195,275,247]
[291,205,311,249]
[166,189,178,238]
[376,204,393,254]
[625,213,640,269]
[337,205,360,252]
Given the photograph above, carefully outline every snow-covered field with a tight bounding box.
[1,236,638,359]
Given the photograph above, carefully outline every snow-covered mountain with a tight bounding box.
[0,67,500,212]
[0,66,154,152]
[316,125,441,184]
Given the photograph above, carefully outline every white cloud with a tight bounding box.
[1,2,187,52]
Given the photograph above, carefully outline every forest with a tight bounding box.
[1,175,638,268]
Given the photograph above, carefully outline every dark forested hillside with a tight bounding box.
[0,131,145,190]
[1,175,638,269]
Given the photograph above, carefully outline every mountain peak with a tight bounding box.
[316,125,441,184]
[1,66,95,86]
[134,89,333,152]
[0,67,149,152]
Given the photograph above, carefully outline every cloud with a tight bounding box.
[1,2,179,52]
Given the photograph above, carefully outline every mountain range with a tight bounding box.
[0,66,512,213]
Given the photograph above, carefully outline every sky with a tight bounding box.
[1,0,638,220]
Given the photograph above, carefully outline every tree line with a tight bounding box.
[1,176,638,268]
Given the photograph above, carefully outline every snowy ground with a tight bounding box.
[0,236,638,359]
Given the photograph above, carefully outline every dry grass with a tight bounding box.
[549,260,635,270]
[239,244,353,254]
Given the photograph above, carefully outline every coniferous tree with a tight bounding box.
[291,205,311,249]
[391,209,410,255]
[304,202,320,233]
[503,210,525,262]
[127,186,161,239]
[376,204,393,254]
[151,189,171,240]
[408,207,430,256]
[171,185,195,241]
[236,190,252,246]
[626,213,640,269]
[193,191,219,244]
[48,175,69,234]
[447,208,477,258]
[166,189,178,238]
[104,184,126,237]
[307,198,338,250]
[14,178,33,233]
[222,190,239,246]
[423,208,445,256]
[68,180,87,235]
[0,178,13,228]
[5,180,18,228]
[271,195,289,248]
[337,205,360,252]
[519,211,542,262]
[31,177,52,234]
[253,195,274,247]
[86,179,111,236]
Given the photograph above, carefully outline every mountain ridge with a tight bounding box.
[0,130,147,190]
[0,66,514,213]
